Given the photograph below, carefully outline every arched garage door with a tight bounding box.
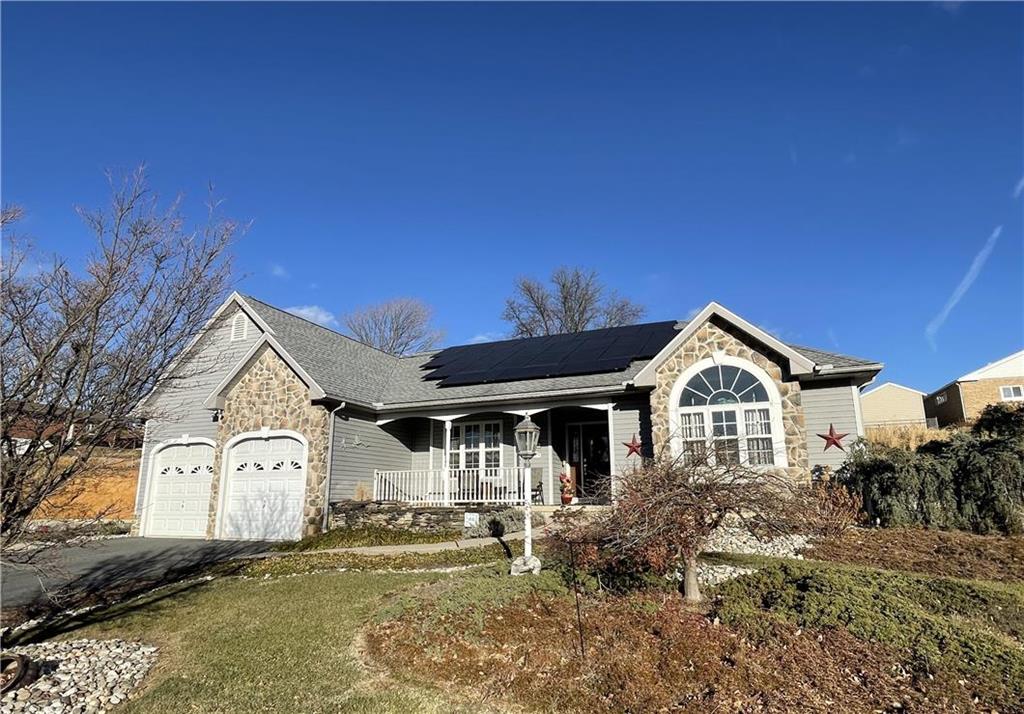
[146,442,214,538]
[221,435,306,541]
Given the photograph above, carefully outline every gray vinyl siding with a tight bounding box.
[330,412,413,502]
[410,419,432,470]
[612,396,652,476]
[135,306,262,514]
[800,379,861,471]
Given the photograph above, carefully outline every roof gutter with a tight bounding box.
[374,383,634,413]
[321,401,346,533]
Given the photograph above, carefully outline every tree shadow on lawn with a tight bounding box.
[2,542,264,645]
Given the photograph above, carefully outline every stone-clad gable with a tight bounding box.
[649,318,809,480]
[207,345,330,537]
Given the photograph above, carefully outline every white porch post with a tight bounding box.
[546,410,554,505]
[442,419,452,507]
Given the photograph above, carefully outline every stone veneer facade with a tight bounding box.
[206,346,330,538]
[649,319,809,480]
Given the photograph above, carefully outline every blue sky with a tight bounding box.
[3,2,1022,392]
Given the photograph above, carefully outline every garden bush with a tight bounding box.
[713,560,1024,708]
[838,403,1024,534]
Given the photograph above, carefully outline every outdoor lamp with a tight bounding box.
[514,415,540,461]
[511,414,542,576]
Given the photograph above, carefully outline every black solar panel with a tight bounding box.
[422,321,680,386]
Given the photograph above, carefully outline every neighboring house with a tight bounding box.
[4,406,142,454]
[859,383,927,428]
[132,293,882,541]
[924,350,1024,427]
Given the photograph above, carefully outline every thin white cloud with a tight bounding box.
[1013,176,1024,200]
[827,328,840,350]
[925,225,1002,350]
[270,263,290,279]
[788,145,799,167]
[468,331,504,344]
[684,306,702,321]
[286,305,337,327]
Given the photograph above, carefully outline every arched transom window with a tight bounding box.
[673,361,785,467]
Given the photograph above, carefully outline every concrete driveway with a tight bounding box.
[2,537,270,611]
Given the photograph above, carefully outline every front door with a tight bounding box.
[567,423,610,503]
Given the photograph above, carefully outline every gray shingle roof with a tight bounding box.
[785,344,879,370]
[242,296,399,406]
[241,296,881,409]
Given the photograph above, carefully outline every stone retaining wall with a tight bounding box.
[330,501,534,536]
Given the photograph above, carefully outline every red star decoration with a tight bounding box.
[623,434,643,458]
[817,423,849,451]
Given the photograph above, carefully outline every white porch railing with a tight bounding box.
[373,467,527,506]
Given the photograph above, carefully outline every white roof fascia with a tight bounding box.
[958,349,1024,382]
[202,334,326,410]
[632,302,816,387]
[861,382,925,397]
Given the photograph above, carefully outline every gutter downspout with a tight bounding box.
[321,402,347,533]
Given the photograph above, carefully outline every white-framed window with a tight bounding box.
[935,393,948,405]
[449,421,502,473]
[230,312,248,342]
[672,360,786,468]
[1000,385,1024,401]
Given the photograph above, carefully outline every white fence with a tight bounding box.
[373,467,527,506]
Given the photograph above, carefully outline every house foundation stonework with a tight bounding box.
[649,318,809,480]
[206,346,330,538]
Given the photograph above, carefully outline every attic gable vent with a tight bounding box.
[230,312,249,342]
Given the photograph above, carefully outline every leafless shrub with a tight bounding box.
[502,266,645,337]
[782,467,863,538]
[549,448,794,602]
[1,166,240,557]
[342,298,443,355]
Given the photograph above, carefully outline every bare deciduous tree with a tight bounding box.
[1,167,239,556]
[552,448,792,602]
[502,267,645,337]
[342,298,443,355]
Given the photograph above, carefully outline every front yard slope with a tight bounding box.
[367,560,1024,713]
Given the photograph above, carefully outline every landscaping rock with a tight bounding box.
[704,526,810,559]
[0,639,157,714]
[691,526,810,588]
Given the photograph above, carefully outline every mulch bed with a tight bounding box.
[804,527,1024,583]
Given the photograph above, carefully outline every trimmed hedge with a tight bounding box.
[838,404,1024,534]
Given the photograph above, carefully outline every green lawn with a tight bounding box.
[59,571,475,713]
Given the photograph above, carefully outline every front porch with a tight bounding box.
[364,399,650,508]
[373,467,532,506]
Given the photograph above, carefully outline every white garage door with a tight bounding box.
[146,442,214,538]
[222,435,306,541]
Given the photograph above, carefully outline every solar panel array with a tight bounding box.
[421,321,681,386]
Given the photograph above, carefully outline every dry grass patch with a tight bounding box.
[864,424,952,450]
[367,568,988,713]
[805,527,1024,583]
[33,447,140,520]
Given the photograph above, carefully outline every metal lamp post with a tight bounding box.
[511,414,542,576]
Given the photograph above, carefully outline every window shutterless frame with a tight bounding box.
[669,356,789,468]
[448,420,503,474]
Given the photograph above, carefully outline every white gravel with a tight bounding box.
[703,527,810,560]
[688,526,811,589]
[1,639,157,714]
